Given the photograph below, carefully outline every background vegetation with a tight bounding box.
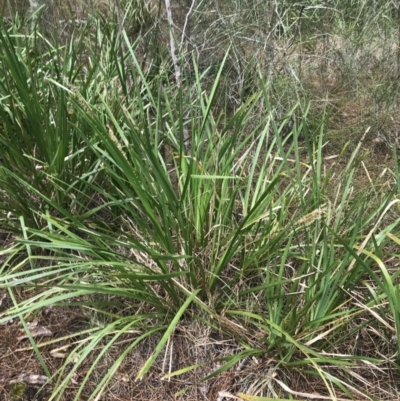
[0,0,400,400]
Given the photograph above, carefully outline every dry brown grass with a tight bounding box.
[0,302,399,400]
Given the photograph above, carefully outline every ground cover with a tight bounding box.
[1,1,400,400]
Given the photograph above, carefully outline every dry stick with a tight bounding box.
[180,0,196,51]
[164,0,191,155]
[165,0,181,82]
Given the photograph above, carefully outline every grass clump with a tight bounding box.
[0,2,400,400]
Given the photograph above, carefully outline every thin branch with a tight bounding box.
[165,0,182,85]
[180,0,196,51]
[164,0,192,154]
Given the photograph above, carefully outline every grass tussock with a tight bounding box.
[0,1,400,400]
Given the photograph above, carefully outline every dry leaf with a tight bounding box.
[17,326,52,342]
[217,391,242,401]
[0,293,6,307]
[115,373,129,383]
[10,374,48,385]
[70,373,79,385]
[50,351,66,358]
[26,320,38,330]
